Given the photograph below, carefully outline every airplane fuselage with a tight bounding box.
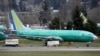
[16,29,96,42]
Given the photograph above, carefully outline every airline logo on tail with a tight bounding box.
[9,10,26,30]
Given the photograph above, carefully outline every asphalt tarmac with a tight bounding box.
[0,46,100,51]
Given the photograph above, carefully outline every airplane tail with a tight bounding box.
[9,10,27,31]
[80,12,88,24]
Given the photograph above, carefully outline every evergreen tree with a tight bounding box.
[84,19,97,34]
[81,7,87,17]
[72,6,84,30]
[72,6,97,34]
[39,0,51,26]
[42,0,49,11]
[80,7,97,34]
[48,17,64,29]
[67,21,73,30]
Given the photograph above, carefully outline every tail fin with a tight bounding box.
[9,10,26,30]
[80,12,88,24]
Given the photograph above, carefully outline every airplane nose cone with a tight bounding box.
[93,35,98,40]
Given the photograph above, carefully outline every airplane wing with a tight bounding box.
[23,36,63,41]
[18,34,63,41]
[41,36,63,41]
[15,29,63,41]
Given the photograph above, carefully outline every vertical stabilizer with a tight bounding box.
[9,10,26,30]
[80,12,88,24]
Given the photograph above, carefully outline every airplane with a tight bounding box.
[0,25,7,41]
[0,24,7,31]
[0,31,6,41]
[9,9,98,45]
